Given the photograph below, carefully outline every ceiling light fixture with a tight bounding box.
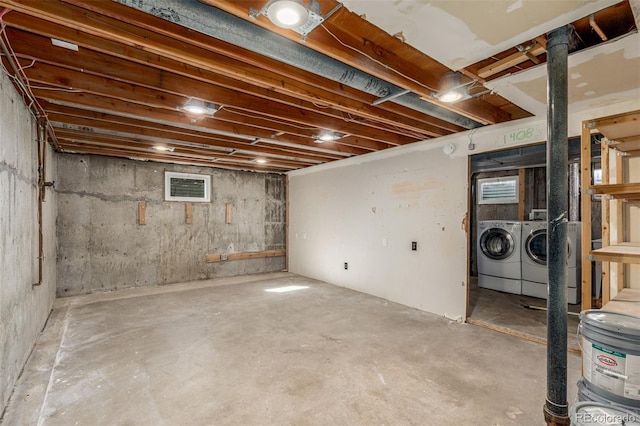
[434,72,469,104]
[151,145,175,152]
[250,0,342,40]
[267,0,309,29]
[255,158,269,164]
[314,129,341,143]
[51,38,79,51]
[178,98,218,116]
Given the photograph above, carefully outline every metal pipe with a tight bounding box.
[588,14,608,41]
[544,25,570,426]
[33,120,46,287]
[117,0,482,129]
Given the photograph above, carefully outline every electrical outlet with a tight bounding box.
[220,254,228,261]
[411,241,417,251]
[344,262,348,270]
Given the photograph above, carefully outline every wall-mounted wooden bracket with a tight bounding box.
[138,201,146,225]
[206,249,285,263]
[186,202,192,224]
[225,203,232,224]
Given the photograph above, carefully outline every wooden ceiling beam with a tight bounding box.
[477,45,546,79]
[0,3,459,137]
[37,88,391,153]
[56,135,312,169]
[43,106,368,159]
[57,143,291,173]
[204,0,512,124]
[52,127,326,167]
[32,89,364,158]
[16,54,412,149]
[55,0,466,134]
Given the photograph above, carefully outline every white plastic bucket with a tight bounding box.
[577,378,639,415]
[579,310,640,406]
[570,402,640,425]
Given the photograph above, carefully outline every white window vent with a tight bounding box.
[164,172,211,202]
[477,176,519,205]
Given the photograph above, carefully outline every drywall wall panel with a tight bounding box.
[288,106,640,319]
[56,155,285,296]
[0,72,57,412]
[289,147,468,320]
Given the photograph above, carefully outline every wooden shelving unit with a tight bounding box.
[581,110,640,312]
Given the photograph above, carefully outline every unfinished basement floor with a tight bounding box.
[2,273,582,426]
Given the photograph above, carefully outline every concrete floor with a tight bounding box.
[467,279,582,351]
[2,273,582,426]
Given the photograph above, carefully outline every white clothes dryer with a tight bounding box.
[521,221,581,304]
[477,220,522,295]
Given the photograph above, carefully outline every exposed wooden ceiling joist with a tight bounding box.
[0,0,533,173]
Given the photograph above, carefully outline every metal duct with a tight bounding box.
[115,0,482,130]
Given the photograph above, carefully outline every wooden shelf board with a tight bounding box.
[601,288,640,317]
[595,111,640,141]
[589,183,640,199]
[607,136,640,153]
[590,242,640,263]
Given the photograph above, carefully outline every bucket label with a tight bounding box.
[583,338,640,401]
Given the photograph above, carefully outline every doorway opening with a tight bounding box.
[465,138,601,351]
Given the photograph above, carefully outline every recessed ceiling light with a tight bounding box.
[266,0,309,29]
[435,72,469,103]
[255,158,268,164]
[437,90,465,103]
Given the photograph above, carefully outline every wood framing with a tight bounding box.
[205,249,286,263]
[138,201,146,225]
[580,110,640,310]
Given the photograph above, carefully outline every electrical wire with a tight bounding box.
[320,23,439,94]
[0,14,59,149]
[223,107,318,131]
[1,19,46,118]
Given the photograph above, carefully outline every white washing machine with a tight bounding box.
[477,220,522,295]
[521,221,581,304]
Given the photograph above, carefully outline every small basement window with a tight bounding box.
[477,176,519,205]
[164,171,211,202]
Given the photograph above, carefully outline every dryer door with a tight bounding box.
[525,229,547,265]
[479,228,515,260]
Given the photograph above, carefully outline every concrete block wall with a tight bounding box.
[0,73,57,411]
[56,154,286,296]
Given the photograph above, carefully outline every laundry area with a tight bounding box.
[467,141,588,350]
[1,1,640,425]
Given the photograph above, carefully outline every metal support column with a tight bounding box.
[544,25,571,426]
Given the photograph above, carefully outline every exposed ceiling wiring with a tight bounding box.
[320,23,439,94]
[0,13,60,149]
[222,107,319,131]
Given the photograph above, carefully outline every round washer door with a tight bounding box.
[479,228,515,260]
[526,229,547,265]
